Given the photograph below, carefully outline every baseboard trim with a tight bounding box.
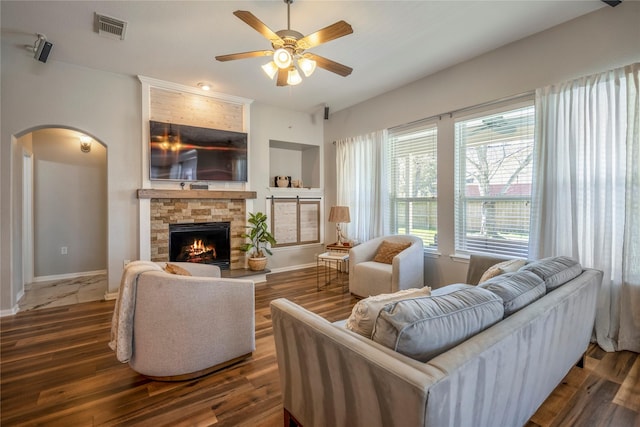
[104,291,118,301]
[33,269,107,283]
[269,262,316,274]
[0,306,19,317]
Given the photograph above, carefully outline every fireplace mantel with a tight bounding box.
[137,189,257,200]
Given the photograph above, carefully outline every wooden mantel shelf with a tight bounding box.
[137,189,257,200]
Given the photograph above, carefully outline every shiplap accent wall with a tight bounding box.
[149,87,244,132]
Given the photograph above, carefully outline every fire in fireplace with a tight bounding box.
[169,222,230,269]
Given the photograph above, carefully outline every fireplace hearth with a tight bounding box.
[169,222,230,269]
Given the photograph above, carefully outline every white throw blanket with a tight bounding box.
[109,260,162,363]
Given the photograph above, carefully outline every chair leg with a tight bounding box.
[284,408,302,427]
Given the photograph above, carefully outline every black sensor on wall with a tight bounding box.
[36,41,53,63]
[34,36,53,63]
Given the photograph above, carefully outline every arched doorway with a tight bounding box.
[17,126,108,310]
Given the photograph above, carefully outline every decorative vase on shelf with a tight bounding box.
[275,176,290,188]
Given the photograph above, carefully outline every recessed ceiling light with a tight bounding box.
[197,82,211,91]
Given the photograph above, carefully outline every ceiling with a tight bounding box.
[1,1,606,114]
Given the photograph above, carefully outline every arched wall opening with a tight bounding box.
[14,125,108,307]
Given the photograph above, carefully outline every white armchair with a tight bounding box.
[348,235,424,298]
[126,262,255,381]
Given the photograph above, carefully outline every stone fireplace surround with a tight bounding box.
[138,189,257,270]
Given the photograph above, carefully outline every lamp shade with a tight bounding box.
[328,206,350,223]
[261,61,278,79]
[298,56,316,77]
[287,67,302,86]
[273,48,292,69]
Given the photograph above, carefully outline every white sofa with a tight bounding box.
[271,256,602,427]
[349,234,424,298]
[126,262,255,381]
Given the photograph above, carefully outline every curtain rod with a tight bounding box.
[333,90,534,144]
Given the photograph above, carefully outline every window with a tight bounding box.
[387,121,438,250]
[454,104,535,257]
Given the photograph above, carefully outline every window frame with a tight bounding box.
[387,119,439,252]
[453,99,535,258]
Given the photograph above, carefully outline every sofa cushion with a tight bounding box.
[373,240,411,264]
[371,287,504,362]
[478,258,527,284]
[478,270,546,317]
[431,283,474,296]
[345,287,432,338]
[519,256,582,291]
[164,263,192,276]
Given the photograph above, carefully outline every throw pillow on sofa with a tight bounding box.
[345,286,432,338]
[478,258,527,284]
[519,256,582,291]
[371,287,503,362]
[373,240,411,264]
[164,263,192,276]
[478,270,546,317]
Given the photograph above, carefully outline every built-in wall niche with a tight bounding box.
[269,140,320,189]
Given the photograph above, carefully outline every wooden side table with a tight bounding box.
[316,252,349,293]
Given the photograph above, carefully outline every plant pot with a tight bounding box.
[247,256,267,271]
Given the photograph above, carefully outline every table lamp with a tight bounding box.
[328,206,351,245]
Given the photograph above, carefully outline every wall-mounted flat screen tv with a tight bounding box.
[149,121,248,182]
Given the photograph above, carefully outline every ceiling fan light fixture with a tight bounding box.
[261,61,279,79]
[297,56,316,77]
[216,2,353,87]
[273,48,292,69]
[287,67,302,86]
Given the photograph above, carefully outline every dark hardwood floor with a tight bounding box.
[1,267,638,426]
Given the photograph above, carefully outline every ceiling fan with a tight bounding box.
[215,0,353,87]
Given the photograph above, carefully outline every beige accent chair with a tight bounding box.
[349,235,424,298]
[129,262,255,381]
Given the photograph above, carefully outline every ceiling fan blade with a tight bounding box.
[305,53,353,77]
[296,21,353,50]
[276,68,288,86]
[233,10,284,47]
[215,50,273,62]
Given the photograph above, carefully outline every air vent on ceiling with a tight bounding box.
[94,13,127,40]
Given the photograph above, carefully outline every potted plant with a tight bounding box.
[240,211,277,271]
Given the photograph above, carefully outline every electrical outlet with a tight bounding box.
[60,246,68,255]
[123,259,131,268]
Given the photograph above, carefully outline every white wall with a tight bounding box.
[1,43,141,312]
[32,129,107,277]
[325,3,640,288]
[250,102,326,270]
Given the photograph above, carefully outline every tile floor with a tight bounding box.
[18,274,107,311]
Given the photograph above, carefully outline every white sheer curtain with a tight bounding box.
[335,130,388,243]
[531,63,639,352]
